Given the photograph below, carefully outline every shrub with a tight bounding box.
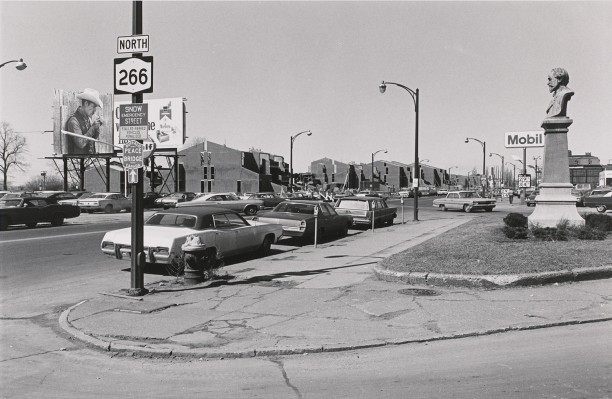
[530,220,570,241]
[575,226,607,240]
[503,212,528,228]
[584,213,612,232]
[503,226,529,239]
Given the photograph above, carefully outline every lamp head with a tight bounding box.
[384,149,388,154]
[379,81,387,94]
[307,131,312,136]
[464,138,469,143]
[15,59,27,71]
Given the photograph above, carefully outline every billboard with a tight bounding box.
[53,89,115,155]
[505,131,544,148]
[113,98,185,150]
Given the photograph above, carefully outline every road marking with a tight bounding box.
[0,230,110,245]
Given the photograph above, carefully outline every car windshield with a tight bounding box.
[37,192,62,198]
[0,199,22,208]
[89,194,109,199]
[458,192,481,198]
[145,213,197,228]
[167,193,185,199]
[336,200,369,210]
[226,193,240,200]
[274,202,315,214]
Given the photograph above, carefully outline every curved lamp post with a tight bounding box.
[489,152,505,187]
[290,130,312,192]
[447,166,458,190]
[371,149,388,190]
[0,58,27,71]
[465,137,486,197]
[506,162,517,189]
[379,81,420,221]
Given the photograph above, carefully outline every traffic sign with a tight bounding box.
[143,140,156,159]
[128,169,139,183]
[117,34,149,54]
[114,56,153,95]
[518,174,532,188]
[123,140,144,170]
[119,103,149,140]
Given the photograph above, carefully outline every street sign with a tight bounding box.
[123,140,144,170]
[128,169,139,183]
[143,140,156,159]
[118,103,149,140]
[114,56,153,95]
[117,34,149,54]
[518,174,532,188]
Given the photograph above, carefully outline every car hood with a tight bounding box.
[255,212,311,222]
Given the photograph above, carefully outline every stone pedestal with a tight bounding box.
[528,117,584,227]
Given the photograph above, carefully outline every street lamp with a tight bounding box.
[0,58,27,71]
[379,80,420,221]
[506,162,517,189]
[371,149,388,191]
[465,137,486,197]
[533,156,542,186]
[447,166,458,190]
[289,130,312,192]
[489,152,505,188]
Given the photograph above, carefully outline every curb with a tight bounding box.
[373,265,612,288]
[58,299,612,359]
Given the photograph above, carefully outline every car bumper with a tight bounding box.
[101,242,173,264]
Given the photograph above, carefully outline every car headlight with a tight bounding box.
[299,220,306,231]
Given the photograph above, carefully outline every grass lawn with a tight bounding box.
[380,213,612,275]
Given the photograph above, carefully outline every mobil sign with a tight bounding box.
[505,130,544,148]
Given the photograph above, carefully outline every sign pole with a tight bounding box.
[129,0,147,296]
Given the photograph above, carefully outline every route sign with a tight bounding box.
[119,103,149,140]
[123,140,144,170]
[518,174,532,188]
[128,169,139,184]
[143,140,156,159]
[114,56,153,95]
[117,34,149,54]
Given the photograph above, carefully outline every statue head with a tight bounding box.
[548,68,569,93]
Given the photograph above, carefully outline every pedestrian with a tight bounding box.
[509,191,514,204]
[65,88,104,154]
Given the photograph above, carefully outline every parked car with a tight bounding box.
[437,188,449,196]
[526,189,539,207]
[79,192,132,213]
[0,191,11,199]
[58,191,94,206]
[0,197,80,230]
[154,192,196,209]
[178,192,263,215]
[127,191,162,209]
[251,200,353,239]
[100,207,283,267]
[35,191,79,204]
[570,189,584,207]
[244,192,286,209]
[334,196,397,227]
[583,189,612,213]
[432,191,496,213]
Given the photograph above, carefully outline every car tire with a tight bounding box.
[245,206,257,216]
[51,213,65,227]
[485,208,493,212]
[0,217,8,231]
[463,204,473,213]
[104,204,114,214]
[339,223,349,237]
[125,208,131,213]
[596,205,607,213]
[259,235,273,256]
[26,222,37,228]
[441,205,447,211]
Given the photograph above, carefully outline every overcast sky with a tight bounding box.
[1,1,611,186]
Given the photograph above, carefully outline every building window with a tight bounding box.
[207,181,212,192]
[210,166,215,179]
[236,180,241,193]
[331,173,335,182]
[203,166,208,179]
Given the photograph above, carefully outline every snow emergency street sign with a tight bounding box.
[114,56,153,95]
[123,140,144,170]
[119,103,149,140]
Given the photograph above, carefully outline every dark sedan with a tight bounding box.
[0,197,80,230]
[245,192,286,209]
[250,200,353,240]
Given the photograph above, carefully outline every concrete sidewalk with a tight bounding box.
[60,214,612,358]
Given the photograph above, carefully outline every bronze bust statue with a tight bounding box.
[546,68,574,117]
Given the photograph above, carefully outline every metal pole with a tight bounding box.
[106,158,111,192]
[130,0,146,296]
[290,137,293,193]
[482,141,486,197]
[413,89,419,221]
[371,152,374,191]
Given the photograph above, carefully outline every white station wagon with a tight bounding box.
[432,191,496,213]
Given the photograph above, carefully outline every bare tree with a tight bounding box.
[0,121,29,190]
